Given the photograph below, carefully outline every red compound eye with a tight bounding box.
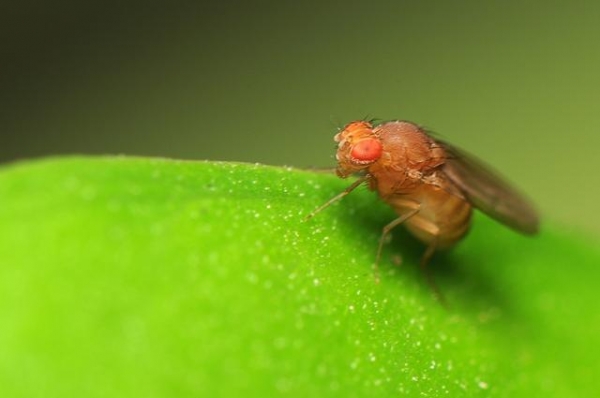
[350,138,382,164]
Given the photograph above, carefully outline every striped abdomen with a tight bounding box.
[387,183,473,249]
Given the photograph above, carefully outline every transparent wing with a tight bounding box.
[439,141,540,235]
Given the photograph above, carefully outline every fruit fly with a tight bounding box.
[307,120,539,298]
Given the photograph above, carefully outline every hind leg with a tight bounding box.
[420,237,447,306]
[407,217,447,305]
[374,200,420,282]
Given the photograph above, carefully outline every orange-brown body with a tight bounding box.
[335,120,472,250]
[308,118,539,296]
[366,122,472,249]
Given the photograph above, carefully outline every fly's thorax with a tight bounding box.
[368,135,448,198]
[374,121,446,172]
[334,120,447,182]
[366,163,416,198]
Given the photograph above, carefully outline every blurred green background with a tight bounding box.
[1,0,599,237]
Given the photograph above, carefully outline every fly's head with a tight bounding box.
[334,120,383,178]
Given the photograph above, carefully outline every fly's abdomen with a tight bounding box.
[392,184,473,249]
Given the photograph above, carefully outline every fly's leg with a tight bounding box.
[420,237,447,307]
[394,210,447,305]
[373,200,420,283]
[305,176,368,220]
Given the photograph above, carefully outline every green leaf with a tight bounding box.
[0,156,598,397]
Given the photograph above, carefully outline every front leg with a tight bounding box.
[305,175,369,220]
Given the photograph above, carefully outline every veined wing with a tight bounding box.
[439,141,540,235]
